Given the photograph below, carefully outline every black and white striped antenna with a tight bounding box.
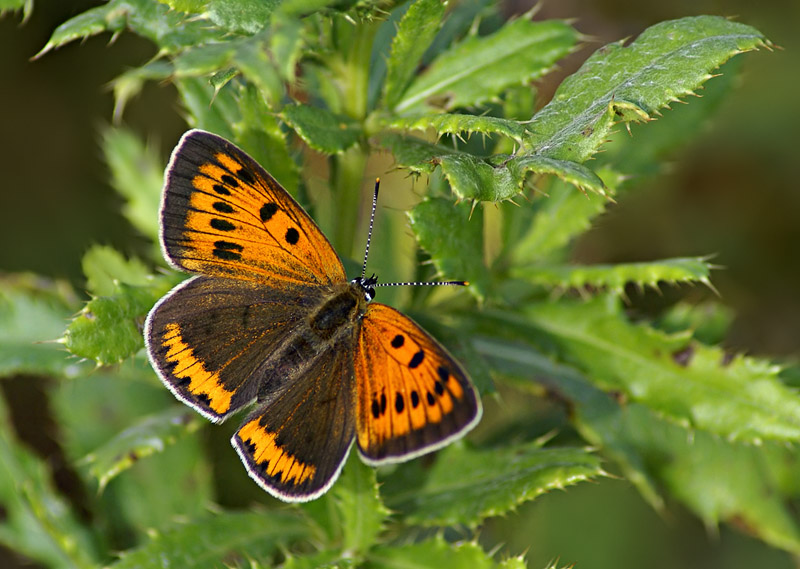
[355,179,468,293]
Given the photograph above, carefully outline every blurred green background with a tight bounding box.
[1,1,798,568]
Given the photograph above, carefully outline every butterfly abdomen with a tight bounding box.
[252,283,365,401]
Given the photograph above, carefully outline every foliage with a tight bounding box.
[1,1,787,567]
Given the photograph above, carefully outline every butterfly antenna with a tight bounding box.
[360,179,380,280]
[374,280,468,288]
[360,178,467,290]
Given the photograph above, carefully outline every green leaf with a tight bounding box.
[508,170,622,265]
[51,361,215,532]
[490,296,800,444]
[235,85,300,194]
[387,113,531,144]
[82,245,152,297]
[598,58,741,188]
[366,536,521,568]
[526,16,768,163]
[408,198,489,301]
[112,510,310,568]
[0,275,87,379]
[282,550,355,569]
[175,76,239,139]
[381,0,446,110]
[206,0,279,34]
[0,396,100,568]
[0,0,32,19]
[158,0,206,12]
[37,0,226,57]
[35,3,118,57]
[382,442,605,527]
[480,346,800,554]
[378,133,460,174]
[656,300,734,346]
[84,406,203,490]
[396,17,578,113]
[233,36,284,104]
[437,154,514,202]
[329,450,389,555]
[63,275,179,365]
[391,150,607,205]
[111,59,175,119]
[282,103,363,154]
[514,256,714,294]
[269,13,304,82]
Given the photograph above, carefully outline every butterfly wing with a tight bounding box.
[354,303,482,464]
[145,275,328,422]
[160,129,345,286]
[232,345,357,502]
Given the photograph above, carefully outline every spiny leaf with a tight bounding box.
[525,16,768,163]
[505,153,608,197]
[656,301,734,346]
[112,511,310,568]
[435,152,606,203]
[282,103,363,154]
[378,132,461,174]
[514,256,714,294]
[408,198,489,301]
[396,17,578,113]
[381,0,447,110]
[480,345,800,554]
[175,76,240,140]
[83,406,203,490]
[102,129,164,242]
[508,169,623,265]
[281,550,355,569]
[382,442,606,527]
[111,59,175,120]
[387,113,531,144]
[597,58,741,185]
[82,246,152,298]
[478,296,800,444]
[306,452,389,557]
[0,275,87,379]
[0,0,31,19]
[206,0,278,34]
[367,536,522,568]
[36,0,226,58]
[51,362,216,530]
[235,84,300,194]
[63,275,180,365]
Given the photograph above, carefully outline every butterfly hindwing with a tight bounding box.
[145,275,329,422]
[161,129,345,286]
[354,303,482,464]
[232,345,357,502]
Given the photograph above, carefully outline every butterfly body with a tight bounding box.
[145,130,481,501]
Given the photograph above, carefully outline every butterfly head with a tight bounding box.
[351,274,378,302]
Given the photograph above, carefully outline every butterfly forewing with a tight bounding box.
[354,303,482,464]
[161,130,345,286]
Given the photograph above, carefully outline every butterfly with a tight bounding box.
[144,129,482,502]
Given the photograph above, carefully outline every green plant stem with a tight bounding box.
[326,17,376,257]
[329,147,368,258]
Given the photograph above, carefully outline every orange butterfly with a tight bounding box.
[145,130,482,501]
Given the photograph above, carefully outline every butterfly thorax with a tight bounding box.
[307,282,368,341]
